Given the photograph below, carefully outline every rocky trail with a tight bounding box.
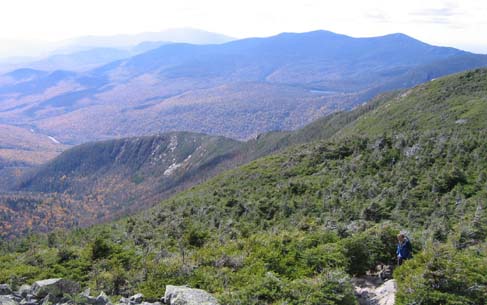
[0,278,219,305]
[353,276,396,305]
[0,274,397,305]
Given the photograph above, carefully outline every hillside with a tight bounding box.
[0,132,241,237]
[0,89,398,237]
[1,70,486,305]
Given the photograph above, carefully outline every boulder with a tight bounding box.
[94,291,110,305]
[353,277,396,305]
[31,279,80,298]
[129,293,143,304]
[372,279,396,305]
[79,288,97,304]
[0,284,12,295]
[163,286,219,305]
[0,295,18,305]
[40,294,54,305]
[17,285,31,299]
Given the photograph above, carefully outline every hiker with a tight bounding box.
[396,233,412,265]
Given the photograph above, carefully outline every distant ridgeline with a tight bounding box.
[1,69,486,304]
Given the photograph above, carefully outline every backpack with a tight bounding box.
[405,238,413,257]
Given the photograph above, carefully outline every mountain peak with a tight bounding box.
[271,29,351,40]
[5,68,47,79]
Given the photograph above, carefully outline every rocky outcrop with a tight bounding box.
[163,286,219,305]
[18,285,31,298]
[0,280,219,305]
[94,291,110,305]
[118,293,147,305]
[0,284,13,295]
[32,278,80,298]
[0,295,19,305]
[0,279,82,305]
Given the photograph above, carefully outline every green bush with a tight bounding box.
[341,226,398,275]
[395,243,487,305]
[91,238,113,260]
[284,270,357,305]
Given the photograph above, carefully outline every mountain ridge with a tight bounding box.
[0,28,235,72]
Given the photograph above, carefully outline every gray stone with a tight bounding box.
[128,294,143,304]
[41,294,72,305]
[373,138,386,150]
[404,144,421,158]
[79,288,97,304]
[0,295,18,305]
[163,286,219,305]
[32,279,80,298]
[0,284,12,296]
[17,285,31,299]
[353,277,396,305]
[40,294,54,305]
[80,288,91,297]
[94,291,109,305]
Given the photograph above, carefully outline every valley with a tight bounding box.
[0,89,396,238]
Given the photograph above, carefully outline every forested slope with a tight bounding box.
[1,69,486,305]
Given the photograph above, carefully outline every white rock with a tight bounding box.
[163,286,219,305]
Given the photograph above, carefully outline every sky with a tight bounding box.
[0,0,486,58]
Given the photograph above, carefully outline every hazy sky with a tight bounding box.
[1,0,486,55]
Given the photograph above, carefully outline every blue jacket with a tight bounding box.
[397,238,412,259]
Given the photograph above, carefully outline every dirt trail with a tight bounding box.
[352,276,396,305]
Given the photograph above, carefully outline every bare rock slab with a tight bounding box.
[163,286,219,305]
[0,295,18,305]
[31,279,80,298]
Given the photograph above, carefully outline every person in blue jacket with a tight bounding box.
[396,233,412,265]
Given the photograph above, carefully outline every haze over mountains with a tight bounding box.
[0,28,234,72]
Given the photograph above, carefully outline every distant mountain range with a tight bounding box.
[1,30,487,176]
[59,28,234,51]
[0,28,234,72]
